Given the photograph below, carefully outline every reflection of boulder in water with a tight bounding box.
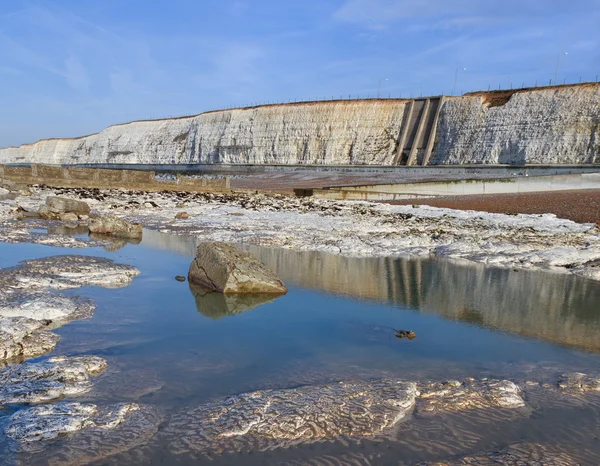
[46,224,91,236]
[89,232,141,252]
[188,283,280,319]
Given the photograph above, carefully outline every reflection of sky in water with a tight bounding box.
[1,231,600,411]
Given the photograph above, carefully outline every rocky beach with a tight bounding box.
[0,183,598,464]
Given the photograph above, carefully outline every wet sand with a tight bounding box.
[385,189,600,224]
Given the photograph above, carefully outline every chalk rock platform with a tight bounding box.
[166,379,417,456]
[0,317,59,362]
[0,255,139,363]
[0,356,106,405]
[3,403,161,465]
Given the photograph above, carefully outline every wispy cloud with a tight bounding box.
[0,0,598,147]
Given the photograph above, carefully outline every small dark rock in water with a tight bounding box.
[395,329,416,340]
[175,275,186,282]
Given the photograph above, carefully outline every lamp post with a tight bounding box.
[377,78,388,98]
[452,67,466,96]
[555,52,567,83]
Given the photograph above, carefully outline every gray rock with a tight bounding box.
[5,403,161,465]
[88,215,143,239]
[0,255,139,363]
[60,212,79,224]
[0,292,95,323]
[0,356,106,405]
[0,317,59,362]
[558,372,600,393]
[5,402,139,443]
[166,379,417,456]
[37,204,58,220]
[417,379,526,414]
[188,242,287,294]
[0,255,140,291]
[46,196,91,215]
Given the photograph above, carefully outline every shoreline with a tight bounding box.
[384,189,600,224]
[1,185,600,281]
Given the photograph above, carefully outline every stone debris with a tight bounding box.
[421,442,579,465]
[188,242,288,294]
[166,379,417,456]
[557,372,600,393]
[0,356,106,405]
[13,184,599,281]
[175,211,189,219]
[88,214,143,239]
[417,379,525,413]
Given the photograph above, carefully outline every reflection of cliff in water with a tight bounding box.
[140,230,600,352]
[244,246,600,353]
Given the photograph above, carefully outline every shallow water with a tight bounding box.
[1,229,600,464]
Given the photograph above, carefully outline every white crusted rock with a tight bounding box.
[166,379,417,456]
[418,379,526,413]
[558,373,600,393]
[4,402,140,443]
[0,317,59,361]
[0,356,106,405]
[1,255,140,291]
[0,292,94,323]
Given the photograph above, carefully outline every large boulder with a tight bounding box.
[89,215,143,239]
[45,196,90,215]
[188,242,288,294]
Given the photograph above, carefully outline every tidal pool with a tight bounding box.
[1,229,600,464]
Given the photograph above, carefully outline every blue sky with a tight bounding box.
[1,0,598,147]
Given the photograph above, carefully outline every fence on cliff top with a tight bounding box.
[116,79,600,125]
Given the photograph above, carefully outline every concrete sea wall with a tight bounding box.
[0,164,230,192]
[1,84,599,166]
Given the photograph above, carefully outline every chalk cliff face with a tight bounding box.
[1,84,598,165]
[430,85,600,164]
[0,101,407,165]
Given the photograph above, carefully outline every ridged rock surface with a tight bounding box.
[2,84,597,165]
[430,85,600,164]
[0,101,407,165]
[0,356,106,405]
[166,379,418,455]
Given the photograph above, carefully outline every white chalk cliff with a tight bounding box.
[1,84,598,165]
[430,84,600,164]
